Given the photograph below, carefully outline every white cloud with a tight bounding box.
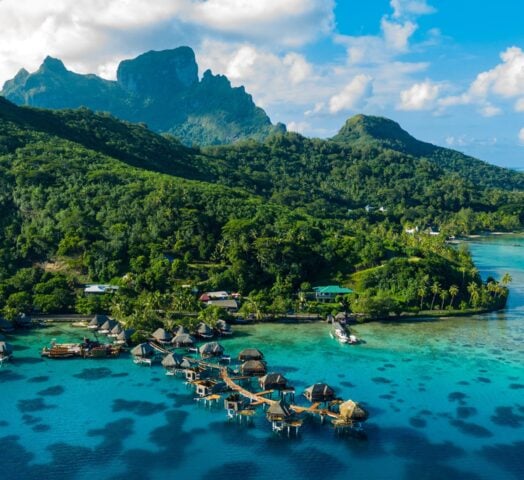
[390,0,436,18]
[328,75,373,113]
[515,98,524,112]
[287,121,310,133]
[283,53,313,85]
[0,0,334,84]
[479,104,502,117]
[399,80,440,110]
[381,19,417,52]
[519,128,524,144]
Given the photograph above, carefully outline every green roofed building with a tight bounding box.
[313,285,353,303]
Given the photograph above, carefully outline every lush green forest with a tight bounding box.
[0,98,520,325]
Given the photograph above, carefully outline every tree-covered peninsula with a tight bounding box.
[0,97,521,327]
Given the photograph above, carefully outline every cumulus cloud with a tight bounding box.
[390,0,436,18]
[381,19,417,51]
[519,128,524,144]
[399,80,440,110]
[328,75,373,113]
[0,0,334,83]
[515,98,524,112]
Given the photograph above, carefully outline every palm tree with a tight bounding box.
[430,281,440,310]
[467,282,480,307]
[418,285,427,310]
[448,285,459,308]
[459,266,468,286]
[439,289,449,310]
[501,272,512,287]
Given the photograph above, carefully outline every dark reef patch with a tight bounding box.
[476,377,491,383]
[456,406,477,419]
[22,414,41,425]
[0,370,25,383]
[509,383,524,390]
[449,419,492,438]
[340,381,355,388]
[17,398,55,413]
[73,367,113,380]
[112,399,167,416]
[403,462,482,480]
[28,376,49,383]
[490,406,524,428]
[448,392,467,405]
[372,377,392,384]
[409,417,427,428]
[37,385,64,396]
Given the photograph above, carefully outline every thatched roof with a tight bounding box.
[117,329,134,341]
[199,341,224,356]
[171,333,195,347]
[238,348,264,361]
[111,324,123,335]
[267,400,292,419]
[259,373,287,389]
[0,341,13,354]
[335,312,347,321]
[196,322,214,336]
[89,314,108,326]
[175,325,188,335]
[161,352,184,368]
[131,342,154,357]
[304,383,335,401]
[100,319,117,330]
[179,358,193,369]
[241,360,267,376]
[216,319,231,331]
[339,400,369,421]
[152,328,172,342]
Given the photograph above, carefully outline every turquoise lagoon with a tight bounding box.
[1,236,523,480]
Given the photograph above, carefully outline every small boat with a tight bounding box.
[133,356,152,366]
[330,322,350,343]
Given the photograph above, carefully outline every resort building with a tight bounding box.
[313,285,353,303]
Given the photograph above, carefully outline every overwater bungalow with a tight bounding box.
[238,348,264,361]
[216,319,233,336]
[0,341,13,363]
[161,352,184,371]
[194,379,226,397]
[109,323,123,337]
[259,373,288,391]
[152,328,172,344]
[171,333,195,348]
[304,383,336,403]
[196,322,214,339]
[338,400,369,422]
[99,319,117,334]
[131,343,155,365]
[240,360,267,376]
[88,314,108,330]
[224,392,248,412]
[266,400,293,422]
[199,341,224,358]
[175,325,188,335]
[115,329,134,345]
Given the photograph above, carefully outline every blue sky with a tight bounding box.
[0,0,523,168]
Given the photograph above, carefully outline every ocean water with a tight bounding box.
[1,236,523,480]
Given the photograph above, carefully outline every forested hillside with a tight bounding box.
[0,98,519,323]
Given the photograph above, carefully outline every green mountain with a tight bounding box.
[0,99,519,320]
[1,47,285,146]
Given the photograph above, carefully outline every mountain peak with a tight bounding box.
[40,56,67,73]
[116,46,198,96]
[332,114,436,157]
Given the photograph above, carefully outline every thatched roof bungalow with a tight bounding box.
[196,322,214,339]
[338,400,369,421]
[216,319,232,335]
[238,348,264,361]
[115,329,134,344]
[175,325,188,335]
[110,324,123,336]
[199,341,224,358]
[88,314,108,329]
[131,342,154,358]
[99,319,117,333]
[266,400,293,422]
[241,360,267,376]
[171,333,195,348]
[259,373,288,391]
[161,352,184,369]
[152,328,172,343]
[304,383,336,403]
